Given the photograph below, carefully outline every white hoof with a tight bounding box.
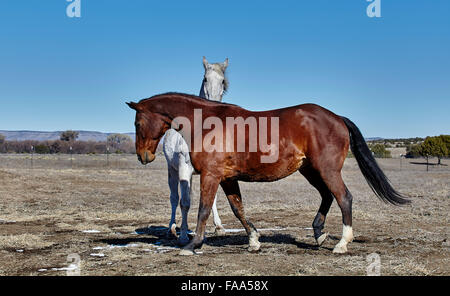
[170,224,178,237]
[179,249,195,256]
[214,226,226,236]
[248,231,261,252]
[332,241,348,254]
[248,243,261,253]
[316,233,328,246]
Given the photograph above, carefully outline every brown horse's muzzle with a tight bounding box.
[137,151,155,165]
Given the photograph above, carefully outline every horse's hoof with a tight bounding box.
[179,249,195,256]
[166,231,177,240]
[316,233,328,246]
[248,245,261,253]
[247,231,261,253]
[166,232,176,240]
[214,227,226,236]
[332,241,348,254]
[177,237,190,247]
[170,224,178,237]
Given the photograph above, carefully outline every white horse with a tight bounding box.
[163,57,229,245]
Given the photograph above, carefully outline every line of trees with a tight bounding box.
[406,135,449,164]
[2,131,448,161]
[0,131,135,154]
[368,143,392,158]
[367,137,424,148]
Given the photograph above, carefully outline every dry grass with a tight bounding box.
[0,154,448,276]
[0,234,55,250]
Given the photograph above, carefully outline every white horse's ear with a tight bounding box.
[222,58,229,70]
[203,56,209,69]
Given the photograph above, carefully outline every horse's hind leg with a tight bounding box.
[299,166,334,246]
[220,180,260,252]
[212,195,226,235]
[332,186,353,253]
[321,172,354,254]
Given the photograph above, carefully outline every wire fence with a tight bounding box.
[0,153,448,172]
[0,153,167,171]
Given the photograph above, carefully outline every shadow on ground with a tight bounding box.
[96,225,352,252]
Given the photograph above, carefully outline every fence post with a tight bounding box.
[31,145,34,169]
[106,147,110,168]
[70,146,73,169]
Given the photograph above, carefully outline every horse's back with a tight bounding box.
[220,102,349,179]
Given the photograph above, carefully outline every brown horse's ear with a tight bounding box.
[126,102,139,111]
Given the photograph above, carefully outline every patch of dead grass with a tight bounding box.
[0,234,55,250]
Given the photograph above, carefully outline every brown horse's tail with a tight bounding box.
[341,117,410,205]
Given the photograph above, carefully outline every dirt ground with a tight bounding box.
[0,153,448,276]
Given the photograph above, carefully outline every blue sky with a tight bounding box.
[0,0,449,138]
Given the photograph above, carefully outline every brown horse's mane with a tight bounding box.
[138,92,241,108]
[136,92,337,118]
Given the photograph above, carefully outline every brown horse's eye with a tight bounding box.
[135,122,145,139]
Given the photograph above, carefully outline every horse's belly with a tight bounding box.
[236,154,306,182]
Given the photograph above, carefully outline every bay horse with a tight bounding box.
[127,92,409,255]
[163,57,228,245]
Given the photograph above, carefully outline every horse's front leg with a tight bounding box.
[167,168,179,238]
[179,173,220,256]
[178,169,193,246]
[221,179,260,252]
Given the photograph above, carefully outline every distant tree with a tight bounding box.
[406,144,421,158]
[107,133,133,153]
[439,135,450,155]
[0,133,5,153]
[60,130,79,142]
[369,144,391,158]
[34,144,50,154]
[420,136,448,165]
[107,133,132,145]
[49,141,62,154]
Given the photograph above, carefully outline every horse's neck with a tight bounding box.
[198,80,223,102]
[199,80,206,99]
[155,96,203,120]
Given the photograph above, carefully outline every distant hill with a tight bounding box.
[365,137,384,142]
[0,130,135,142]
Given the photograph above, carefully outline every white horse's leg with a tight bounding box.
[212,194,226,235]
[179,178,191,246]
[168,168,179,238]
[178,161,192,246]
